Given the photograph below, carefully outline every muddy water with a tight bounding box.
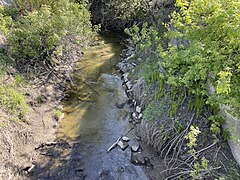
[56,34,148,179]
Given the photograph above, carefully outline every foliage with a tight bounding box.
[190,157,209,179]
[161,0,240,117]
[0,83,28,121]
[0,5,12,35]
[185,125,201,154]
[7,0,96,73]
[126,0,240,139]
[105,0,150,21]
[11,0,57,14]
[92,0,159,31]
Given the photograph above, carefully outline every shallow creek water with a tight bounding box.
[55,34,148,179]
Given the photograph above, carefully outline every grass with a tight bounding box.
[0,52,29,121]
[0,85,29,121]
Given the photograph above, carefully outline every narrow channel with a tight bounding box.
[56,34,148,179]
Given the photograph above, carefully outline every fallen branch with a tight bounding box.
[107,127,134,153]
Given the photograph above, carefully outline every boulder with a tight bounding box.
[221,105,240,167]
[208,81,240,167]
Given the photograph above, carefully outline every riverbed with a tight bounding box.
[54,34,148,179]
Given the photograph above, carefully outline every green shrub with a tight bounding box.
[160,0,240,117]
[126,0,240,141]
[0,85,28,120]
[0,5,12,35]
[8,0,96,72]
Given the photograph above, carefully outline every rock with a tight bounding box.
[136,106,141,113]
[117,140,129,150]
[131,63,137,67]
[122,73,129,83]
[122,136,130,142]
[133,99,137,106]
[125,53,135,61]
[130,152,145,165]
[126,81,133,90]
[115,102,125,109]
[99,170,114,180]
[131,142,140,152]
[132,112,138,120]
[116,62,134,73]
[138,113,143,120]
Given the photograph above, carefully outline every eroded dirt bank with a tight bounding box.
[0,80,64,179]
[0,36,81,179]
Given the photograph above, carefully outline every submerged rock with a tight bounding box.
[130,152,145,165]
[99,170,114,180]
[115,102,125,109]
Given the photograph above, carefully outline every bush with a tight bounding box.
[160,0,240,117]
[7,0,96,73]
[125,0,240,136]
[0,5,12,35]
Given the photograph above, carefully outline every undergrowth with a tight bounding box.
[125,0,240,178]
[0,52,28,122]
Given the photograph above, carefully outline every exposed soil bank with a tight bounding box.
[0,78,64,179]
[0,34,80,179]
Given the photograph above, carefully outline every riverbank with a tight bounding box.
[0,35,82,179]
[0,77,63,179]
[116,40,240,179]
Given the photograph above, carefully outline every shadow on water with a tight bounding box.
[31,34,148,180]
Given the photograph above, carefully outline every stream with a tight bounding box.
[33,34,149,179]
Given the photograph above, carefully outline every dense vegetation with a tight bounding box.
[124,0,240,178]
[90,0,170,31]
[126,0,240,140]
[0,0,96,121]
